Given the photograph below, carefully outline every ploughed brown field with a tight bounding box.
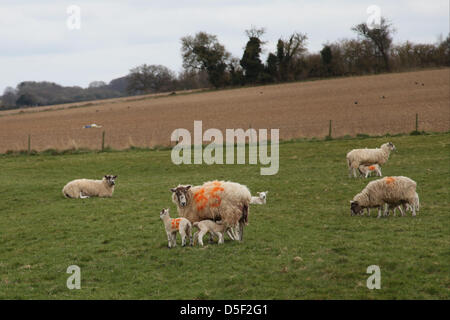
[0,68,449,153]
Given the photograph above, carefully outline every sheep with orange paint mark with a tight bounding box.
[358,164,382,178]
[346,142,396,178]
[159,208,193,248]
[350,176,418,218]
[170,180,251,241]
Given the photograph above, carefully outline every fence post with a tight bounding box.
[101,131,105,152]
[415,113,419,132]
[27,134,31,155]
[328,120,332,138]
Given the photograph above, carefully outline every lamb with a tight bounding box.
[346,142,396,177]
[350,176,418,218]
[193,220,230,246]
[62,175,117,198]
[250,191,268,204]
[386,191,420,217]
[170,180,251,241]
[358,164,382,178]
[159,208,192,248]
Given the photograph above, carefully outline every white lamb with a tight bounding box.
[350,176,418,218]
[62,175,117,198]
[250,191,268,204]
[346,142,396,178]
[193,220,230,246]
[159,208,193,248]
[358,164,382,178]
[170,180,251,241]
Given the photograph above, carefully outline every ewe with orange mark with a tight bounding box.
[346,142,396,178]
[350,176,418,218]
[171,181,251,241]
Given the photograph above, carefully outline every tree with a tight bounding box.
[16,93,38,107]
[276,32,308,81]
[89,81,107,88]
[127,64,175,94]
[240,27,266,83]
[181,32,231,88]
[265,53,279,81]
[320,45,333,75]
[352,17,394,71]
[1,87,17,108]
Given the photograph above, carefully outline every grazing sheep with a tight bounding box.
[358,164,382,178]
[387,191,420,217]
[159,208,192,248]
[193,220,230,246]
[250,191,268,204]
[346,142,396,177]
[350,176,418,218]
[62,175,117,198]
[170,180,251,241]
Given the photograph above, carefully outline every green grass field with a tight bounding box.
[0,133,449,299]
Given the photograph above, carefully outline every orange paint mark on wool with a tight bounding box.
[385,177,395,184]
[369,165,375,171]
[193,181,224,210]
[171,218,181,230]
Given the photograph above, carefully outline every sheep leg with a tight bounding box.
[367,208,370,217]
[238,221,245,241]
[193,231,199,245]
[411,204,416,217]
[377,207,382,219]
[180,229,187,247]
[217,232,224,244]
[171,232,177,247]
[79,192,89,199]
[226,228,235,240]
[167,232,173,248]
[197,230,207,246]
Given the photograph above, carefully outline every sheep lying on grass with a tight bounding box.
[159,208,192,248]
[346,142,396,178]
[250,191,268,204]
[358,164,382,178]
[171,180,251,241]
[193,220,230,246]
[62,175,117,198]
[350,176,418,218]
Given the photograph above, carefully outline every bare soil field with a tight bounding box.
[0,69,448,153]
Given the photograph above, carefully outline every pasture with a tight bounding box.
[0,133,449,299]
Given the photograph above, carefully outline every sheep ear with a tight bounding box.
[186,185,191,190]
[113,175,117,179]
[104,175,108,179]
[170,188,176,192]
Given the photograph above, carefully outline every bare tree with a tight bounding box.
[127,64,175,94]
[352,17,395,71]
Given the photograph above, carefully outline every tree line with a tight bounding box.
[1,17,448,109]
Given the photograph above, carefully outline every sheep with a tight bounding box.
[62,175,117,198]
[250,191,268,204]
[386,191,420,217]
[358,164,382,178]
[350,176,418,218]
[193,220,229,246]
[170,180,251,241]
[159,208,192,248]
[346,142,396,177]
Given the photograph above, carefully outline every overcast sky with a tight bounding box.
[1,0,448,93]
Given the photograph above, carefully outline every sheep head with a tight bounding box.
[103,175,117,187]
[170,185,192,208]
[160,208,170,220]
[350,200,363,216]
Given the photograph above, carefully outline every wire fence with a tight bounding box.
[1,113,449,154]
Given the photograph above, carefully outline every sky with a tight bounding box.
[0,0,448,93]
